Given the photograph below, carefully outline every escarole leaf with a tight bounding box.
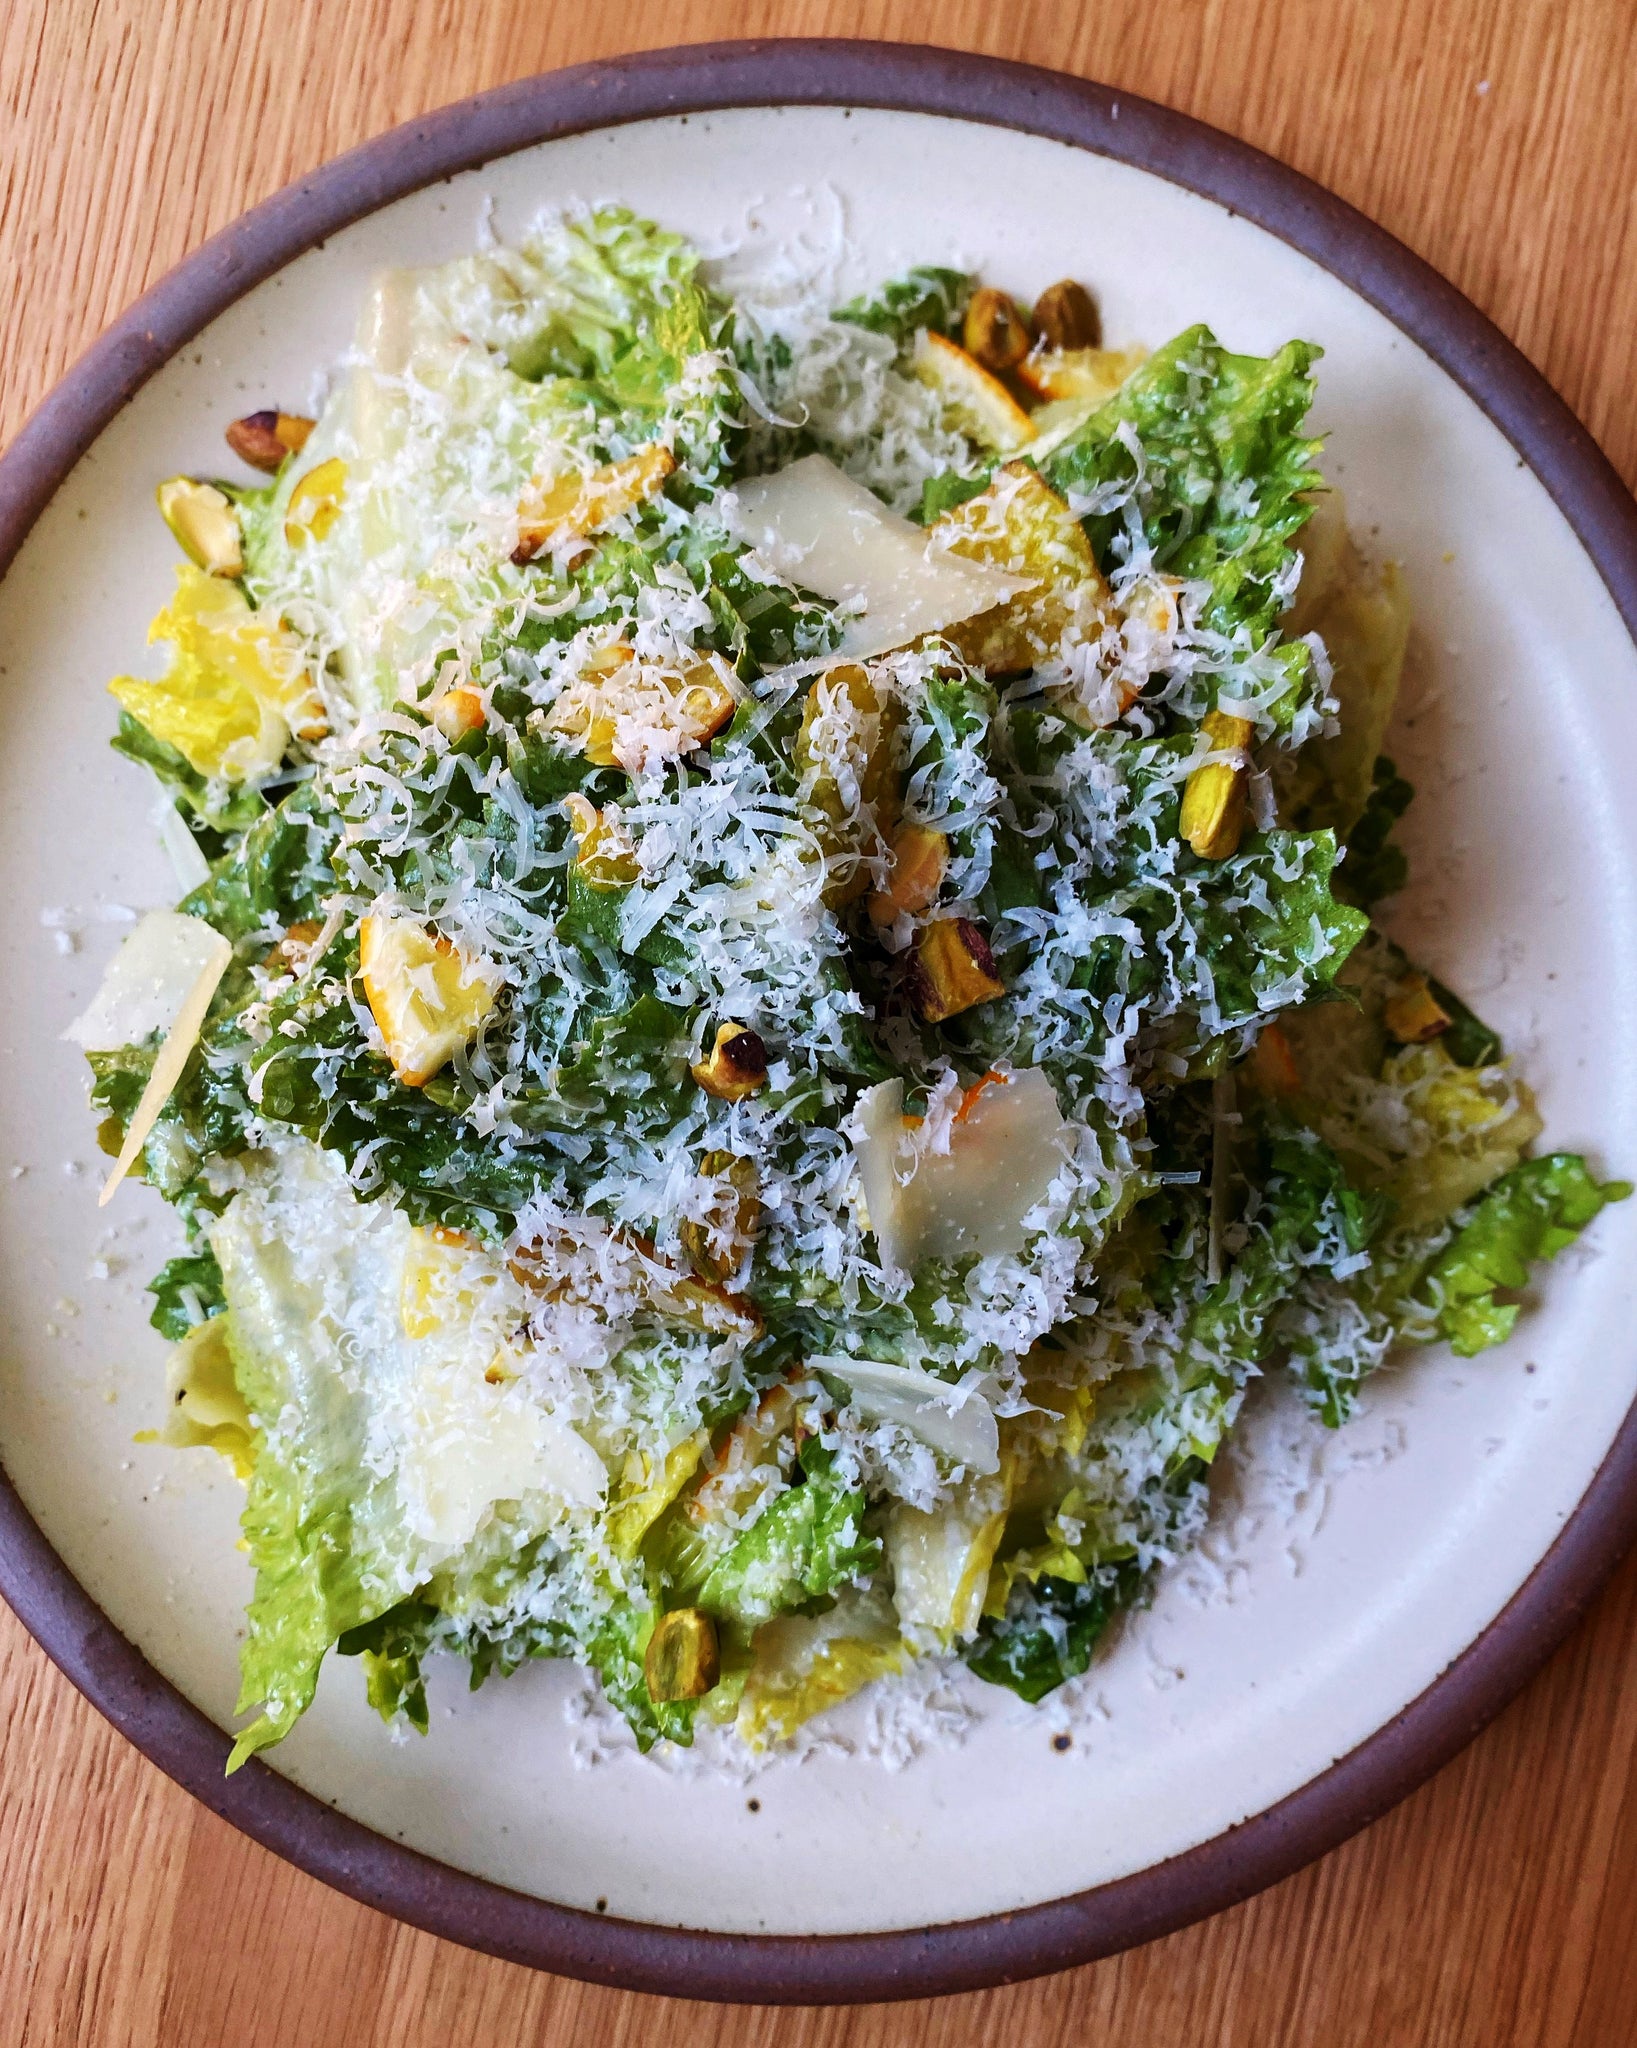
[214,1141,602,1768]
[1419,1154,1631,1357]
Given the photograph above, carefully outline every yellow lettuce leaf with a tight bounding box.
[109,564,321,781]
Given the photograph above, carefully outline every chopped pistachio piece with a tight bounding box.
[681,1152,762,1285]
[225,409,315,473]
[868,822,949,926]
[962,287,1030,374]
[1030,278,1101,352]
[645,1608,721,1702]
[907,917,1005,1023]
[155,476,243,578]
[1180,711,1255,860]
[433,686,485,742]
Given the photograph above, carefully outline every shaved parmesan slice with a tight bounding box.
[152,791,212,893]
[399,1363,606,1550]
[66,908,226,1052]
[853,1068,1069,1275]
[729,454,1023,661]
[808,1354,1000,1475]
[99,923,232,1206]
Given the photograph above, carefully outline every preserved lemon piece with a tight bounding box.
[562,793,640,887]
[645,1608,720,1703]
[359,912,497,1087]
[284,456,348,545]
[513,444,675,564]
[935,460,1108,674]
[1179,711,1255,860]
[548,643,739,771]
[1384,976,1454,1045]
[912,330,1036,454]
[1016,344,1147,406]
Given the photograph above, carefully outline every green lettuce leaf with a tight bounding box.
[695,1452,879,1633]
[1334,754,1414,911]
[337,1597,436,1736]
[834,265,972,349]
[1043,325,1323,724]
[147,1248,226,1339]
[111,709,266,851]
[1420,1154,1630,1357]
[1046,325,1321,632]
[966,1560,1145,1704]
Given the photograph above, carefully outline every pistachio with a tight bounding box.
[433,686,485,742]
[225,410,315,473]
[155,476,243,577]
[962,286,1030,374]
[935,461,1107,675]
[644,1607,720,1702]
[513,444,675,565]
[1030,279,1101,352]
[1384,977,1453,1045]
[1179,711,1255,860]
[690,1023,769,1102]
[284,456,347,546]
[907,917,1005,1024]
[680,1151,761,1285]
[868,822,949,926]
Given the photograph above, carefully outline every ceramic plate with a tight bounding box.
[2,42,1636,2004]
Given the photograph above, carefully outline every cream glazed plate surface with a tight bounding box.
[2,85,1636,1952]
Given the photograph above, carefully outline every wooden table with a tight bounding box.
[4,2,1637,2039]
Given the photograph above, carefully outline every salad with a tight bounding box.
[70,207,1626,1770]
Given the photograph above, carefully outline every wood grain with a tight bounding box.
[4,1,1637,2040]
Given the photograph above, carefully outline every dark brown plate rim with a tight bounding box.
[3,37,1636,2009]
